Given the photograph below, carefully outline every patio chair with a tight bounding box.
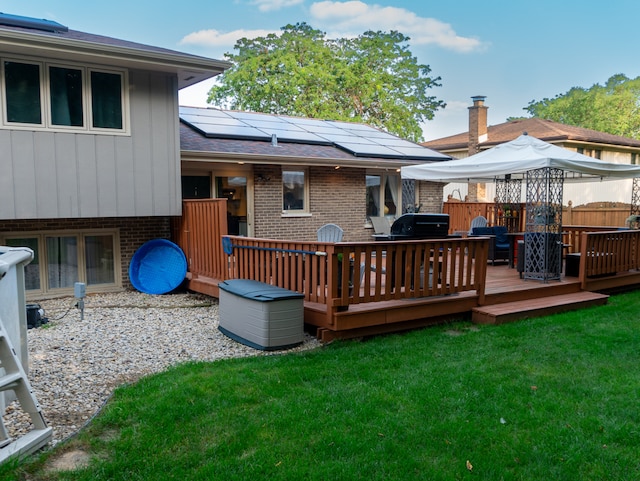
[470,225,510,265]
[488,226,510,265]
[317,223,344,242]
[468,215,488,235]
[370,216,392,235]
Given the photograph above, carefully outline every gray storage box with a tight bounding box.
[218,279,304,350]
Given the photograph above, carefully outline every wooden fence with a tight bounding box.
[171,199,229,296]
[563,202,631,227]
[444,201,633,234]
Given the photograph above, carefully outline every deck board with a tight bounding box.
[186,259,630,342]
[471,291,609,325]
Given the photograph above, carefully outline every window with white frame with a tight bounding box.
[282,168,308,214]
[2,230,120,295]
[366,173,401,219]
[2,57,128,133]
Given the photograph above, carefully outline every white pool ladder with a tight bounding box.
[0,319,51,463]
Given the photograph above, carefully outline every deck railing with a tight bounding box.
[561,226,619,254]
[223,236,489,315]
[578,230,640,287]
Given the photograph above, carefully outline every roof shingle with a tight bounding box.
[423,118,640,151]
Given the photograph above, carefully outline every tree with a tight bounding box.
[207,23,445,142]
[524,74,640,139]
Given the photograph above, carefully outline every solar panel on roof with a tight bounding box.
[180,114,247,128]
[337,142,400,157]
[0,13,68,32]
[325,120,373,131]
[331,128,391,140]
[244,119,306,131]
[314,132,365,143]
[388,145,449,159]
[230,111,282,122]
[186,122,268,140]
[259,129,328,144]
[298,129,349,139]
[283,117,327,126]
[180,107,447,160]
[180,107,230,118]
[366,137,413,147]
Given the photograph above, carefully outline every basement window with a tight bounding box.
[2,230,121,296]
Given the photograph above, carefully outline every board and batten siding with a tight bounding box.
[0,70,181,220]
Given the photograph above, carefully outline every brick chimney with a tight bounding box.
[468,95,488,156]
[467,96,488,202]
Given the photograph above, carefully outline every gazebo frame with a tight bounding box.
[523,167,563,282]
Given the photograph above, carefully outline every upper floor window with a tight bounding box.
[91,70,123,129]
[50,65,83,126]
[4,61,42,124]
[282,169,308,214]
[2,58,128,133]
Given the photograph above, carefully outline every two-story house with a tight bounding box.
[0,13,229,298]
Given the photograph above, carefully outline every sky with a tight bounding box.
[3,0,640,140]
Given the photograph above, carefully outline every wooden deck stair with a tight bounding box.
[471,291,609,325]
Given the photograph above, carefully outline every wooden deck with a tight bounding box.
[307,261,596,342]
[172,200,640,343]
[188,247,637,343]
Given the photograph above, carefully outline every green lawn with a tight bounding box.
[3,291,640,480]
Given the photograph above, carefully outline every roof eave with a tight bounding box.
[180,149,447,169]
[0,29,231,88]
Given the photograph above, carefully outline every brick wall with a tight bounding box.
[254,165,371,242]
[0,217,171,289]
[252,167,447,242]
[418,181,447,214]
[467,96,488,202]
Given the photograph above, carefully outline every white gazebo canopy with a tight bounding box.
[402,133,640,282]
[402,134,640,183]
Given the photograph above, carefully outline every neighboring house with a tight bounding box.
[0,13,229,298]
[423,96,640,205]
[179,107,451,243]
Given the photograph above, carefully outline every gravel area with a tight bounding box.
[3,290,321,447]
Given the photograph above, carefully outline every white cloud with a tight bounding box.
[180,28,278,47]
[250,0,304,12]
[310,1,486,53]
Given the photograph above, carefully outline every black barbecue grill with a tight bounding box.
[376,213,450,241]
